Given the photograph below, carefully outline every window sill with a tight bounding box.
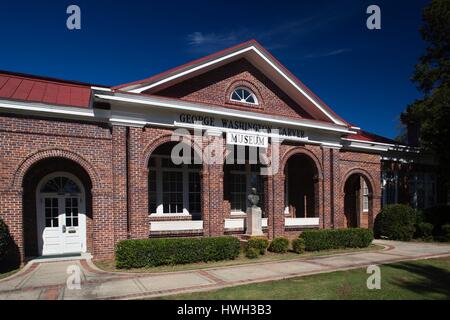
[149,213,191,217]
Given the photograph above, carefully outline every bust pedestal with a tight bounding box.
[245,206,264,236]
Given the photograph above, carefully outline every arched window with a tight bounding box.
[40,176,81,194]
[230,87,258,105]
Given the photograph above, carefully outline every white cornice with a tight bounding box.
[95,93,355,135]
[0,99,96,119]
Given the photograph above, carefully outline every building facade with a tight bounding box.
[0,41,442,262]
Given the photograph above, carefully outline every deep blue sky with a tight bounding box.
[0,0,430,138]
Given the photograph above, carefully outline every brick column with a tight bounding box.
[321,147,332,229]
[112,126,128,243]
[128,127,149,239]
[271,172,285,238]
[92,188,115,259]
[330,148,343,228]
[202,131,224,237]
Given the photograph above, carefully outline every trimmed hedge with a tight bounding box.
[300,228,373,251]
[423,205,450,237]
[292,238,305,254]
[246,237,269,255]
[0,219,10,260]
[245,247,260,259]
[415,222,434,240]
[374,204,417,241]
[115,236,240,269]
[268,237,289,253]
[442,224,450,242]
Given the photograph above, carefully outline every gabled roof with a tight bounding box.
[0,70,93,108]
[114,40,349,126]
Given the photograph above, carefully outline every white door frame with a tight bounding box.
[36,172,87,256]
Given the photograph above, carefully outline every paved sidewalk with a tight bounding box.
[1,240,450,300]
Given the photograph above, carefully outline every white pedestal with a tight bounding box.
[245,206,264,236]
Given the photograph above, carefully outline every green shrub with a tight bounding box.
[246,237,269,255]
[374,204,417,241]
[115,236,240,269]
[415,222,434,240]
[245,247,260,259]
[442,224,450,242]
[301,228,373,251]
[423,205,450,237]
[0,219,11,260]
[292,238,305,254]
[268,237,289,253]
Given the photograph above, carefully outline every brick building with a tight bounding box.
[0,41,442,262]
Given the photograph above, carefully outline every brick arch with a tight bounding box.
[280,147,323,180]
[143,133,204,170]
[341,168,376,195]
[12,148,100,190]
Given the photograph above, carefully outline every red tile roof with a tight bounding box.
[0,71,92,108]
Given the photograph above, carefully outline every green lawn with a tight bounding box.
[95,244,382,274]
[159,256,450,300]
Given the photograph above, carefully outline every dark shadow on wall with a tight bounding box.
[388,261,450,299]
[0,240,21,273]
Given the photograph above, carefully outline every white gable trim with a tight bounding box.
[125,45,345,126]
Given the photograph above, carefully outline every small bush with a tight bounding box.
[301,228,373,251]
[423,205,450,237]
[115,236,240,269]
[268,237,289,253]
[246,237,269,255]
[442,224,450,242]
[415,222,434,240]
[245,247,260,259]
[0,219,11,260]
[292,238,305,254]
[374,204,417,241]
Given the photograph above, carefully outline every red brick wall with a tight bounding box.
[338,150,382,229]
[151,59,317,121]
[0,114,122,261]
[0,112,382,264]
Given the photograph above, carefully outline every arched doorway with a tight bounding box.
[284,153,319,218]
[36,173,86,256]
[22,157,93,257]
[344,173,372,228]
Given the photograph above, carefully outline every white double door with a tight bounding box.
[38,194,86,256]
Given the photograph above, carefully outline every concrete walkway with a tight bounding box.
[1,240,450,300]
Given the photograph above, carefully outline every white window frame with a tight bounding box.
[148,155,201,216]
[230,87,259,105]
[362,179,369,213]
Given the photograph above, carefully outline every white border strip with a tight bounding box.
[96,93,354,134]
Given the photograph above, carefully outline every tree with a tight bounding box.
[401,0,450,182]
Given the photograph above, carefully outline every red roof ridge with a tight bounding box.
[113,40,260,90]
